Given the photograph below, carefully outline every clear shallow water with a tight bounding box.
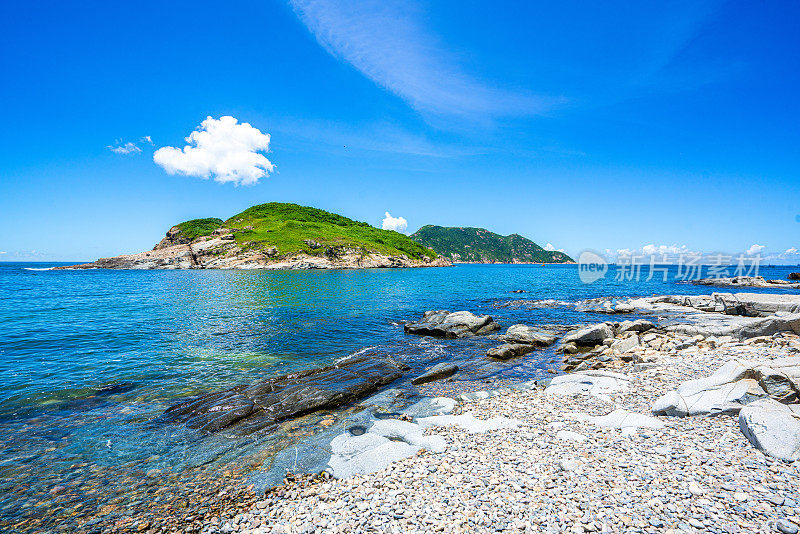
[0,262,798,531]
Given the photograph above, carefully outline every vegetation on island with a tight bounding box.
[175,218,224,240]
[410,225,574,263]
[172,203,437,260]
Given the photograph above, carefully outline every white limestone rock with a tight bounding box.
[545,370,630,397]
[739,398,800,462]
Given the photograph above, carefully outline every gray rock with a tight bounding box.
[652,365,767,417]
[561,343,579,354]
[486,343,537,360]
[739,398,800,462]
[611,335,639,353]
[562,323,615,346]
[653,358,800,416]
[411,363,459,385]
[404,310,500,338]
[545,370,630,397]
[739,313,800,339]
[501,324,557,346]
[617,319,656,334]
[777,519,799,534]
[161,355,408,433]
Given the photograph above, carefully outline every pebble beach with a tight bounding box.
[194,324,800,534]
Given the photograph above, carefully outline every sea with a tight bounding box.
[1,262,797,532]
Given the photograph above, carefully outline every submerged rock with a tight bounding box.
[404,310,500,338]
[411,363,459,385]
[162,356,408,433]
[486,343,537,360]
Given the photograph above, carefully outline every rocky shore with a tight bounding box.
[692,276,800,290]
[135,291,799,534]
[81,291,800,534]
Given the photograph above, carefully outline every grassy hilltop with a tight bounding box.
[170,203,437,261]
[410,225,573,263]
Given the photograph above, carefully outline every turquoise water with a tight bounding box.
[1,262,798,531]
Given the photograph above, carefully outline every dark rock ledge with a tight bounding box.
[161,356,408,433]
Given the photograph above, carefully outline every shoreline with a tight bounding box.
[113,291,800,534]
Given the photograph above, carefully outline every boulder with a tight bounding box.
[617,319,656,334]
[561,343,579,354]
[545,370,630,397]
[487,343,537,360]
[411,363,459,385]
[651,359,791,416]
[739,399,800,462]
[751,358,800,403]
[501,324,557,346]
[404,310,500,338]
[790,273,800,281]
[161,355,408,433]
[611,335,640,353]
[562,323,615,346]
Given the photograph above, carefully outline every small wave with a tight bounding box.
[335,346,377,364]
[23,267,54,271]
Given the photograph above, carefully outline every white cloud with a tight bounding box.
[544,243,565,253]
[746,244,765,256]
[786,247,798,255]
[141,135,153,145]
[641,243,692,256]
[289,0,552,120]
[381,212,408,233]
[108,141,142,155]
[153,116,275,186]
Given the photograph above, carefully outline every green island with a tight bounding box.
[410,225,574,263]
[176,203,437,261]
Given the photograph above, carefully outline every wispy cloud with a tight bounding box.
[290,0,554,121]
[108,140,142,155]
[108,136,153,155]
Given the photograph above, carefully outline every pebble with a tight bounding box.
[190,332,800,534]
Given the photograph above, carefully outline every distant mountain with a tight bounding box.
[410,225,574,264]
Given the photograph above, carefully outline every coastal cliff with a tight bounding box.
[59,203,451,270]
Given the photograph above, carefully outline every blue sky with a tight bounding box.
[1,0,798,262]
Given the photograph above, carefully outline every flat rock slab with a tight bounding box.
[161,355,408,433]
[327,409,520,478]
[411,362,459,385]
[404,310,500,338]
[739,398,800,462]
[544,370,630,397]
